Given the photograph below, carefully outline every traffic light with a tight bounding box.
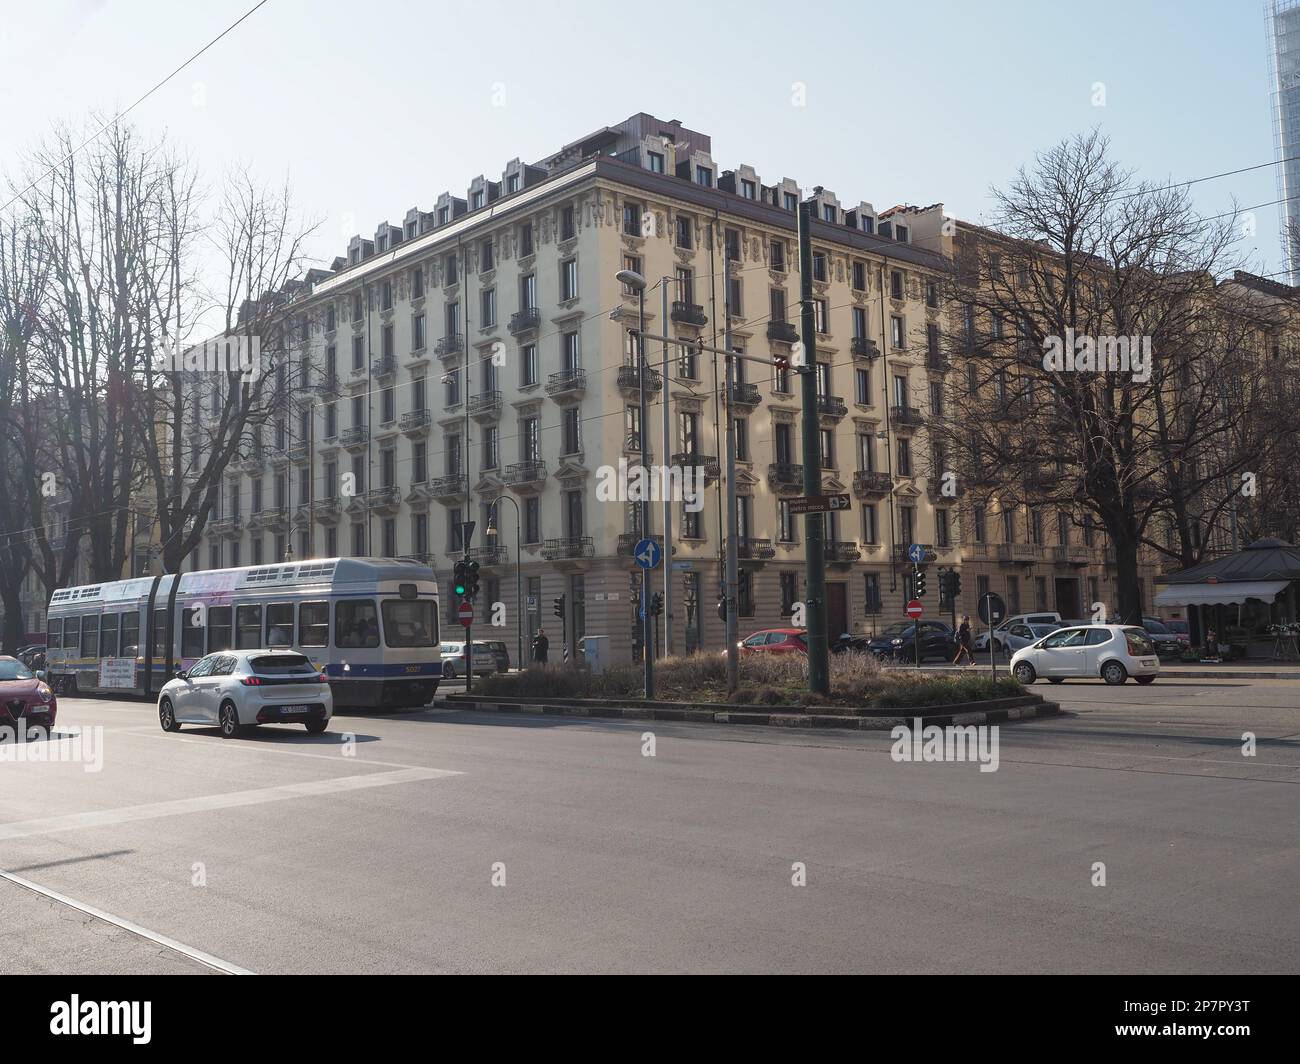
[773,353,789,373]
[453,560,469,598]
[465,560,481,599]
[717,595,727,622]
[650,592,663,616]
[903,570,914,600]
[914,567,927,598]
[553,594,566,619]
[949,568,961,599]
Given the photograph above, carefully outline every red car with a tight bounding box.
[739,628,808,655]
[0,655,58,732]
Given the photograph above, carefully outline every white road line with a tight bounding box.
[0,868,253,975]
[0,766,462,842]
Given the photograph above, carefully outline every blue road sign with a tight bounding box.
[634,538,662,570]
[907,542,926,566]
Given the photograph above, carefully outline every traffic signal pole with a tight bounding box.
[797,200,830,697]
[723,257,740,694]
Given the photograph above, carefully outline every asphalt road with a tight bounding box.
[1,677,1296,974]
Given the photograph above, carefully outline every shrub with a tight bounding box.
[731,687,756,704]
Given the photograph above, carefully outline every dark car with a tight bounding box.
[1140,618,1185,656]
[866,621,957,662]
[0,655,58,732]
[480,640,511,673]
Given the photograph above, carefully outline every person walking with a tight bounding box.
[953,615,975,666]
[531,628,549,665]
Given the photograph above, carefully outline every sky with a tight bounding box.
[0,0,1285,280]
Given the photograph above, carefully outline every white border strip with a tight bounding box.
[0,869,253,975]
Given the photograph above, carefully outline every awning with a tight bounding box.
[1154,580,1289,607]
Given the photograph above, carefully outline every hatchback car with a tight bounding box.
[158,650,332,737]
[479,640,511,673]
[738,629,808,655]
[0,655,57,732]
[973,613,1063,653]
[1010,624,1160,685]
[866,621,957,662]
[439,641,497,679]
[1142,617,1189,655]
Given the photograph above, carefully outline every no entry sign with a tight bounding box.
[906,599,924,619]
[458,601,475,627]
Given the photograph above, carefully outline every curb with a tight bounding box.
[916,665,1300,681]
[439,694,1062,731]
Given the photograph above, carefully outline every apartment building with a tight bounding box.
[193,113,959,661]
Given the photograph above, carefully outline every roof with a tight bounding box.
[1162,537,1300,584]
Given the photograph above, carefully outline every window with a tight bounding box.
[815,298,829,333]
[675,215,693,249]
[852,261,866,292]
[562,407,581,455]
[741,178,757,200]
[647,151,664,173]
[381,280,392,311]
[897,437,912,477]
[560,205,575,241]
[80,615,99,659]
[820,428,835,468]
[726,228,741,262]
[266,603,294,647]
[325,402,337,439]
[412,267,424,299]
[483,425,499,469]
[899,505,916,546]
[695,165,713,187]
[481,287,496,326]
[780,572,798,615]
[1003,508,1016,542]
[936,510,951,549]
[481,239,494,273]
[181,608,204,658]
[812,251,827,281]
[890,270,904,300]
[891,315,906,349]
[100,613,119,658]
[236,605,262,649]
[521,343,538,386]
[771,241,785,272]
[383,600,437,647]
[413,313,426,350]
[524,497,540,543]
[445,254,459,286]
[336,599,380,648]
[855,368,871,405]
[778,500,795,543]
[735,418,749,462]
[783,191,798,212]
[519,223,534,257]
[382,385,396,424]
[560,258,578,301]
[861,504,879,544]
[623,202,642,237]
[929,381,943,416]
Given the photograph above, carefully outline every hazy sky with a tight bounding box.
[0,0,1284,278]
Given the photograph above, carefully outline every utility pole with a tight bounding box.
[797,200,830,696]
[636,279,654,697]
[722,256,740,693]
[661,278,673,658]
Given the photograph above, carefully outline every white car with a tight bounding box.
[973,612,1063,653]
[158,650,333,738]
[1009,624,1160,686]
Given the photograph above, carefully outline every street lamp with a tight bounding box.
[486,496,524,673]
[615,268,654,696]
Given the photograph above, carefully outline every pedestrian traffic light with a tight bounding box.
[915,567,927,598]
[465,560,481,599]
[650,592,663,616]
[553,594,565,619]
[773,353,789,372]
[453,560,469,597]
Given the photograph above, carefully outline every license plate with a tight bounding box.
[1140,659,1156,668]
[279,705,311,713]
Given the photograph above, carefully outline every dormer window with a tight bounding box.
[377,233,387,252]
[740,178,756,200]
[471,190,485,210]
[648,151,665,173]
[822,204,836,223]
[896,224,910,243]
[695,165,713,187]
[406,221,416,239]
[783,192,798,212]
[438,206,450,225]
[506,173,520,194]
[861,216,875,234]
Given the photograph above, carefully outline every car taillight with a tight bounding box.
[240,677,262,686]
[319,673,329,684]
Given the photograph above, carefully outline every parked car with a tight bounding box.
[0,654,58,731]
[478,640,511,673]
[973,612,1063,653]
[1140,617,1187,656]
[738,628,808,655]
[439,641,497,679]
[157,650,331,737]
[998,621,1063,654]
[1010,624,1160,685]
[866,621,957,662]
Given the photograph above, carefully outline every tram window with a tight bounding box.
[181,607,206,658]
[266,603,294,647]
[236,605,262,649]
[64,616,80,655]
[208,606,233,652]
[47,618,62,650]
[299,601,329,647]
[153,610,172,661]
[81,615,99,659]
[335,599,380,648]
[382,599,436,647]
[121,612,140,657]
[101,613,119,658]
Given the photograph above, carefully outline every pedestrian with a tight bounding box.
[531,627,549,665]
[953,615,975,666]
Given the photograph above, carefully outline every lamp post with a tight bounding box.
[486,495,523,672]
[615,267,654,697]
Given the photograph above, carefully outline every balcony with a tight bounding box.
[465,544,509,566]
[508,308,541,336]
[504,460,547,492]
[1023,470,1055,496]
[289,442,310,463]
[926,353,950,373]
[268,448,291,470]
[850,337,880,361]
[238,450,266,475]
[250,506,288,532]
[467,390,503,420]
[435,334,463,359]
[766,320,798,344]
[997,543,1043,565]
[670,301,707,328]
[209,515,243,539]
[825,542,862,564]
[616,364,662,396]
[853,470,892,497]
[727,381,761,407]
[767,462,804,493]
[545,368,586,400]
[363,486,401,515]
[672,452,720,483]
[316,372,342,399]
[372,356,397,379]
[541,536,595,561]
[428,474,467,501]
[816,394,847,418]
[889,405,925,430]
[1050,545,1091,567]
[340,425,369,453]
[400,409,432,438]
[727,537,776,561]
[617,532,663,557]
[311,498,341,524]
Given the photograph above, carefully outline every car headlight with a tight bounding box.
[890,638,904,645]
[37,686,54,703]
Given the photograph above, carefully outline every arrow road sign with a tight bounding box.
[633,537,662,570]
[907,542,927,566]
[789,493,852,515]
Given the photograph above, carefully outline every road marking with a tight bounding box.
[0,868,253,975]
[0,766,461,842]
